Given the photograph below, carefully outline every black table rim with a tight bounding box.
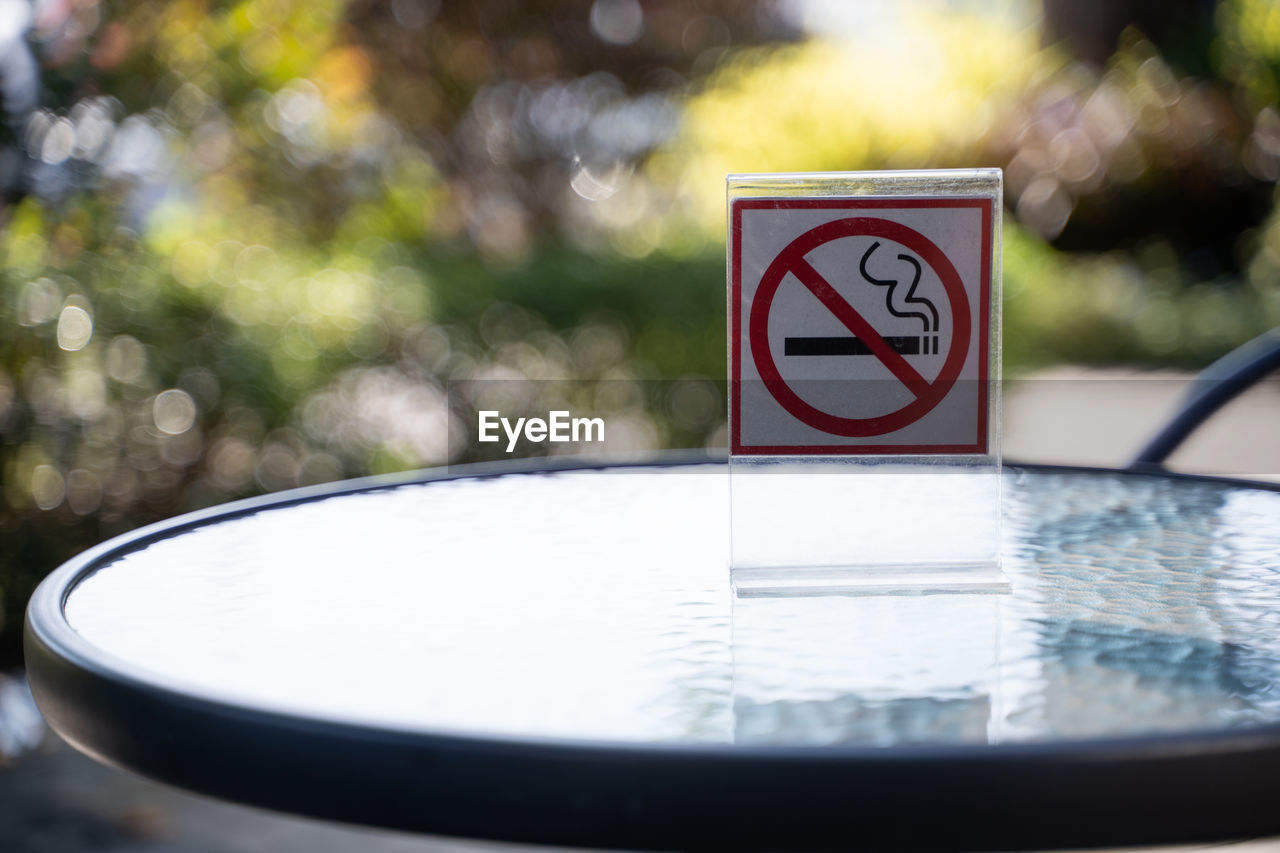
[24,454,1280,852]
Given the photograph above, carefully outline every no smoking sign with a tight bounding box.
[730,197,994,455]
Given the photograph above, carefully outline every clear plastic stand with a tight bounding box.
[727,170,1003,595]
[730,586,1036,745]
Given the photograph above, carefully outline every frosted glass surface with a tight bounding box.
[64,465,1280,747]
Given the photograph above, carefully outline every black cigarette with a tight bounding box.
[784,336,922,356]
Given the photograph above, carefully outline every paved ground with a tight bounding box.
[1003,368,1280,480]
[0,672,496,853]
[3,366,1278,853]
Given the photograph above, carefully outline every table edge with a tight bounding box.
[24,454,1280,851]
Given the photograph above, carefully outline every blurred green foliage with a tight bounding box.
[2,0,1280,662]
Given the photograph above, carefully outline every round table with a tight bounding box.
[23,457,1280,852]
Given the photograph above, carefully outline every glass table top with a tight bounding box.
[62,463,1280,748]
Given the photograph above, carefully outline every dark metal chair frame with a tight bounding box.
[1129,328,1280,471]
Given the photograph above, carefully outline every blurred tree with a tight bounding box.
[340,0,798,254]
[1036,0,1269,278]
[1042,0,1217,73]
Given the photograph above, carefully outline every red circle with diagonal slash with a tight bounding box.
[749,217,970,437]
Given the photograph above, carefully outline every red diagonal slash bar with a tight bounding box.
[789,256,929,395]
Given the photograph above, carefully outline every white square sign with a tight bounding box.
[730,196,994,455]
